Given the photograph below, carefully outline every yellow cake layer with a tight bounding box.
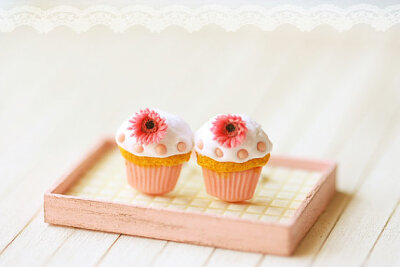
[196,152,270,173]
[119,146,191,167]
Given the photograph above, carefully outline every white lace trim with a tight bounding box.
[0,4,399,33]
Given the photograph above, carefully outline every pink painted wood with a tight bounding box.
[44,137,336,256]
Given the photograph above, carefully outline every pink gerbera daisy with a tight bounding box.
[211,114,247,148]
[128,108,168,145]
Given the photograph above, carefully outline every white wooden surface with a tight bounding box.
[0,24,400,267]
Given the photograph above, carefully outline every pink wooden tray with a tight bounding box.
[44,138,336,256]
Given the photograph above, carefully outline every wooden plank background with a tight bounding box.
[0,24,399,266]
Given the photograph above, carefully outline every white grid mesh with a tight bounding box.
[66,149,322,223]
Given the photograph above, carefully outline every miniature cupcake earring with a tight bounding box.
[194,114,272,202]
[116,108,193,195]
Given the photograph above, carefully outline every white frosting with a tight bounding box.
[116,109,193,158]
[194,114,272,163]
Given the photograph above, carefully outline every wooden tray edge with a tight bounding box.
[43,137,336,256]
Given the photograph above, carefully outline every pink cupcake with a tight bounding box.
[195,114,272,202]
[116,108,193,195]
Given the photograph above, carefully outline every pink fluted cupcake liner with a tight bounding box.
[202,167,262,202]
[125,160,182,195]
